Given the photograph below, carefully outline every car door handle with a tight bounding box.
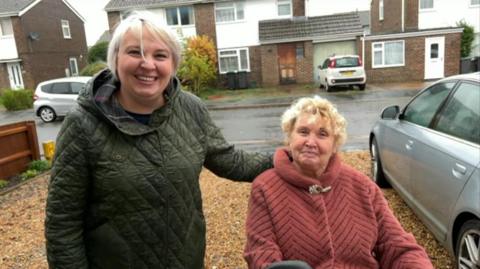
[405,140,414,150]
[452,163,467,178]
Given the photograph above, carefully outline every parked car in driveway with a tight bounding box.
[33,76,92,123]
[369,72,480,267]
[318,55,366,92]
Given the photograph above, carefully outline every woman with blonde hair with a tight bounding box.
[244,96,432,269]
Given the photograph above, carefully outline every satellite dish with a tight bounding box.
[28,32,40,41]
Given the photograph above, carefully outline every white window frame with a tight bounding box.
[372,40,405,68]
[166,6,195,26]
[61,20,71,39]
[470,0,480,6]
[379,0,384,21]
[215,1,245,23]
[277,0,292,17]
[69,57,79,76]
[218,48,250,74]
[419,0,434,10]
[0,18,13,36]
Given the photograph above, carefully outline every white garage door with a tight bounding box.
[313,41,357,83]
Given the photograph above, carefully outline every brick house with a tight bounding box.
[364,0,469,83]
[0,0,88,90]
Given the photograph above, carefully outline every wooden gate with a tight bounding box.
[0,121,40,179]
[278,43,296,84]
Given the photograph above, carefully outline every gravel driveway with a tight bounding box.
[0,151,455,268]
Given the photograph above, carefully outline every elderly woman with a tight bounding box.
[45,11,271,269]
[244,96,433,269]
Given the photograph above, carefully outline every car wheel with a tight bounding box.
[359,84,366,91]
[39,107,57,123]
[370,137,390,188]
[456,219,480,268]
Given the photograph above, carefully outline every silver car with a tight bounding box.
[369,72,480,267]
[33,76,91,123]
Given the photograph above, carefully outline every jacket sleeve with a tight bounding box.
[371,185,434,269]
[45,113,91,268]
[201,106,273,182]
[244,180,283,269]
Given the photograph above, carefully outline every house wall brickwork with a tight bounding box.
[295,41,313,84]
[107,12,121,33]
[194,3,216,46]
[405,0,419,31]
[371,0,403,34]
[4,0,88,89]
[292,0,305,16]
[0,64,9,89]
[365,33,461,83]
[260,44,280,86]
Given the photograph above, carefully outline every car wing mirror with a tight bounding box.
[381,105,400,120]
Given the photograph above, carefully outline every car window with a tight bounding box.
[322,59,329,69]
[434,81,480,144]
[403,82,456,127]
[70,82,85,94]
[41,84,53,93]
[50,82,71,94]
[335,57,360,68]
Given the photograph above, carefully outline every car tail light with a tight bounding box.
[328,59,336,68]
[33,94,38,101]
[358,56,363,66]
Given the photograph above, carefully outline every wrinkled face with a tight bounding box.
[116,27,174,108]
[288,113,336,178]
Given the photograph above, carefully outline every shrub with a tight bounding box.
[2,88,34,111]
[457,20,475,57]
[28,160,51,172]
[21,169,38,181]
[80,61,107,76]
[0,179,8,189]
[87,41,109,63]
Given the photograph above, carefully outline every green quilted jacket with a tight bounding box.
[45,70,272,269]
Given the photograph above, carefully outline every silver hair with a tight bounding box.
[281,95,347,151]
[107,11,182,79]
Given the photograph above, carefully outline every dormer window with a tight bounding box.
[0,18,13,36]
[379,0,384,21]
[420,0,434,10]
[61,20,71,39]
[277,0,292,16]
[215,1,245,23]
[166,6,195,26]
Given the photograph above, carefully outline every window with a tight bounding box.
[296,44,304,59]
[70,82,85,94]
[61,20,71,39]
[420,0,434,9]
[218,48,249,73]
[166,6,195,26]
[372,40,405,67]
[430,43,439,59]
[0,18,13,36]
[471,0,480,5]
[402,82,455,127]
[435,82,480,144]
[50,82,71,94]
[379,0,384,21]
[278,0,292,16]
[69,57,78,76]
[215,1,244,23]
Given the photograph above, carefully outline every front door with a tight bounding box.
[7,62,24,89]
[278,43,296,84]
[424,36,445,79]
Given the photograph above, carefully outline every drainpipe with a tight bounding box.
[362,32,365,67]
[401,0,405,32]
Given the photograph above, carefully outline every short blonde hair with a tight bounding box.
[107,11,182,79]
[281,96,347,150]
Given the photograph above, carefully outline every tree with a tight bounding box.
[87,41,109,63]
[177,35,217,95]
[456,20,475,58]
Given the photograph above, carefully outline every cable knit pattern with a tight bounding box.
[244,148,433,269]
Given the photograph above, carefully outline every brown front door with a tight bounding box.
[278,43,296,84]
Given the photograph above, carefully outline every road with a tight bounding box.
[0,88,418,156]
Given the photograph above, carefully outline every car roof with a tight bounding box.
[438,72,480,83]
[329,55,360,59]
[38,76,92,86]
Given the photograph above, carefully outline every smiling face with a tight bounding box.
[288,113,337,178]
[116,27,175,113]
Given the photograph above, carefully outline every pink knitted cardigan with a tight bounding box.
[244,148,433,269]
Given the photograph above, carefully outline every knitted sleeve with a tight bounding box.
[371,185,434,269]
[244,179,283,269]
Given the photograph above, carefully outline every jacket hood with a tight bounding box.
[77,69,180,136]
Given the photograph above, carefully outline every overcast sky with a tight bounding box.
[67,0,110,46]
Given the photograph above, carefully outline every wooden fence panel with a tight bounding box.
[0,121,40,179]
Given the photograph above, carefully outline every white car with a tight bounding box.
[318,55,366,92]
[33,76,92,123]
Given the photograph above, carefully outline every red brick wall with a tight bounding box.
[9,0,88,89]
[0,64,9,89]
[365,33,461,83]
[295,41,313,84]
[194,3,217,46]
[371,0,403,34]
[292,0,305,16]
[261,44,280,87]
[405,0,419,31]
[107,12,121,33]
